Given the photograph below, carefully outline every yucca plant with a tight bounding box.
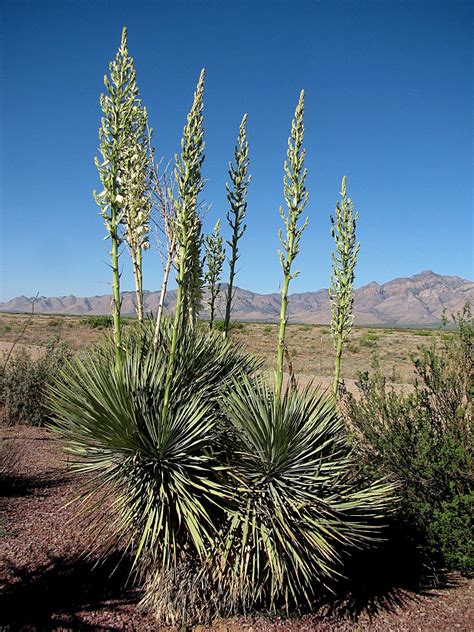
[216,377,394,612]
[49,319,260,606]
[214,93,394,615]
[329,176,360,395]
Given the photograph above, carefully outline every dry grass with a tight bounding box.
[230,321,437,385]
[0,312,441,387]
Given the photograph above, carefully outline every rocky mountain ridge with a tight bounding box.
[1,271,472,326]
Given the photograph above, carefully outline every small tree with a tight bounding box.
[93,26,138,369]
[204,220,225,329]
[163,69,206,418]
[275,90,308,404]
[223,114,251,338]
[329,175,360,395]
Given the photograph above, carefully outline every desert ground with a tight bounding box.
[0,311,445,386]
[1,312,472,631]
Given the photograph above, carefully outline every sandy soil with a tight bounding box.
[1,425,472,631]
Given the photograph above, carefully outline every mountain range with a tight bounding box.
[1,271,472,326]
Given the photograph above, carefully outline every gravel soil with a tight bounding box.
[1,425,472,631]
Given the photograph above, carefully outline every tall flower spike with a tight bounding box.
[204,219,226,329]
[93,26,139,369]
[163,69,206,421]
[121,104,153,321]
[275,90,309,404]
[173,68,206,328]
[223,114,251,338]
[329,175,360,395]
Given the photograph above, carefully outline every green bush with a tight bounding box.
[342,305,473,575]
[358,330,379,348]
[346,342,359,354]
[414,329,432,337]
[211,319,244,332]
[83,315,113,329]
[0,340,72,425]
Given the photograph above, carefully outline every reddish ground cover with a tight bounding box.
[1,426,472,631]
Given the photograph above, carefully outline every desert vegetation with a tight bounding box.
[1,25,472,631]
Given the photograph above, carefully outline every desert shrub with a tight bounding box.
[0,340,72,425]
[212,319,244,333]
[342,305,473,575]
[358,330,379,348]
[84,315,113,329]
[215,377,395,613]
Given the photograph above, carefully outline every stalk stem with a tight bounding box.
[275,236,294,402]
[223,248,237,338]
[153,240,174,347]
[110,217,122,370]
[332,333,343,396]
[163,253,185,418]
[132,246,144,321]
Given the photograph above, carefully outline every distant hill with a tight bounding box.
[1,271,472,326]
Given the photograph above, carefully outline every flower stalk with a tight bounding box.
[163,69,206,419]
[223,114,251,338]
[204,219,225,329]
[93,27,139,369]
[329,175,360,395]
[275,90,308,404]
[122,106,153,322]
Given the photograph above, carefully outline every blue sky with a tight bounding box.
[0,0,472,301]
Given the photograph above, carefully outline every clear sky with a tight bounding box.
[0,0,472,301]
